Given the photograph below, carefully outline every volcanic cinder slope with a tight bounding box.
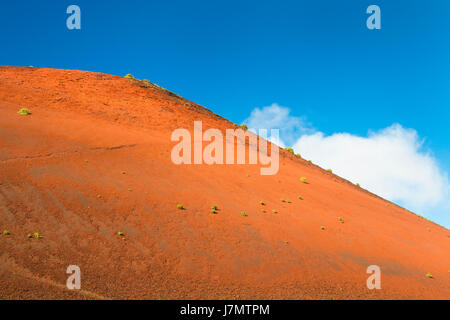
[0,66,448,299]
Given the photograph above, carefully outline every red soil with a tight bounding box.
[0,66,448,299]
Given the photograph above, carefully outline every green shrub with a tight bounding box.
[426,273,433,278]
[211,209,217,214]
[240,124,248,131]
[261,209,266,213]
[27,233,32,239]
[17,108,31,115]
[211,205,217,210]
[356,183,360,187]
[124,74,134,79]
[260,201,265,205]
[121,171,126,175]
[327,169,333,173]
[320,226,325,230]
[177,204,184,210]
[118,231,124,236]
[287,200,291,203]
[272,210,277,213]
[280,198,285,202]
[240,211,248,217]
[33,232,41,239]
[3,230,10,235]
[285,147,294,154]
[298,195,303,200]
[296,153,301,158]
[300,177,307,183]
[338,217,344,223]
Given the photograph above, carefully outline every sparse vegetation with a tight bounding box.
[261,209,266,213]
[211,209,217,214]
[287,200,291,203]
[338,217,344,223]
[27,233,32,239]
[298,196,303,200]
[300,177,307,183]
[127,188,132,192]
[320,226,325,230]
[280,198,285,202]
[124,74,134,79]
[426,273,433,279]
[17,108,31,115]
[211,205,217,210]
[308,160,312,163]
[33,232,41,239]
[295,153,301,158]
[3,230,10,235]
[240,211,248,217]
[327,169,333,173]
[121,171,126,175]
[356,183,360,187]
[177,204,184,210]
[285,147,294,154]
[272,210,277,213]
[118,231,124,236]
[240,124,248,131]
[97,194,102,199]
[260,201,265,205]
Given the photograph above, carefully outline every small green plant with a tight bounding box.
[17,108,31,115]
[261,209,266,213]
[260,201,265,205]
[177,204,184,210]
[240,211,248,217]
[121,171,126,175]
[338,217,344,223]
[118,231,124,236]
[211,209,217,214]
[124,74,134,79]
[287,200,291,203]
[211,205,217,210]
[285,147,294,154]
[33,232,41,239]
[295,153,301,158]
[298,196,303,200]
[97,194,102,199]
[240,124,248,131]
[308,160,312,163]
[320,226,325,230]
[356,183,360,187]
[127,188,132,192]
[280,198,285,202]
[143,79,151,84]
[300,177,307,183]
[27,233,32,238]
[3,230,10,235]
[284,241,289,244]
[327,169,333,173]
[425,273,433,279]
[272,209,277,213]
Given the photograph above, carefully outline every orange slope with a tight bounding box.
[0,66,448,299]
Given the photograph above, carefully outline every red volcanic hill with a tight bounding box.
[0,66,448,299]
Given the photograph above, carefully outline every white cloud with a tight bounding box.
[242,103,313,147]
[244,105,450,227]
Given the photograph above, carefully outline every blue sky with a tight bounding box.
[1,1,449,227]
